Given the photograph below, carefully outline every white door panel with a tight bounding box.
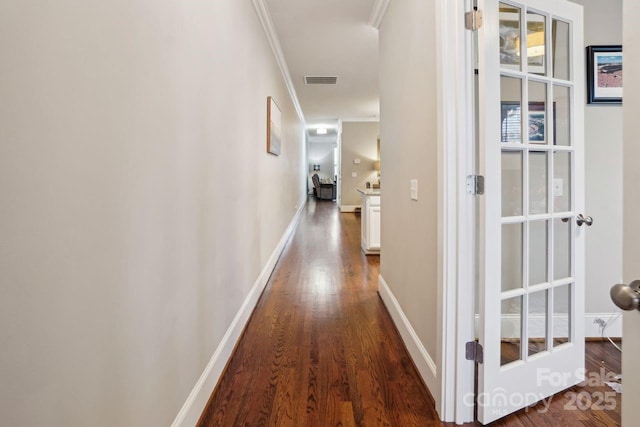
[477,0,585,423]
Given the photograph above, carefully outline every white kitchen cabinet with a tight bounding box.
[358,189,380,254]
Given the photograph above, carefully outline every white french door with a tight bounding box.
[476,0,585,423]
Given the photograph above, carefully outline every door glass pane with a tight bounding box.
[552,19,571,80]
[553,151,571,212]
[501,76,523,143]
[529,220,548,285]
[502,151,523,216]
[500,296,522,366]
[527,12,546,75]
[554,85,571,146]
[553,284,571,346]
[553,218,571,280]
[528,290,548,356]
[501,296,522,366]
[502,223,523,292]
[528,81,547,144]
[500,3,522,70]
[529,151,548,214]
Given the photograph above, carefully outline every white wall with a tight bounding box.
[569,0,624,317]
[340,122,379,207]
[0,1,306,426]
[378,0,440,401]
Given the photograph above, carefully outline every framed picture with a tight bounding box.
[527,103,546,143]
[586,45,623,104]
[501,102,556,144]
[267,96,282,155]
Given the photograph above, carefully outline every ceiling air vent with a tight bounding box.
[304,76,338,85]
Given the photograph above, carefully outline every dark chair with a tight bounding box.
[312,173,321,196]
[312,173,334,200]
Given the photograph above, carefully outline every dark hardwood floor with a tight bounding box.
[198,198,622,427]
[495,341,621,426]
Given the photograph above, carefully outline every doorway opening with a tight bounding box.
[307,123,340,202]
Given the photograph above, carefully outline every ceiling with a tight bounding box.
[264,0,381,133]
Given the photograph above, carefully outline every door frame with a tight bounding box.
[623,3,640,425]
[435,0,477,423]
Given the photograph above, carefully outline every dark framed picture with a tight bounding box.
[501,102,556,144]
[586,45,623,104]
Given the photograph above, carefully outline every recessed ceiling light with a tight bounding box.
[316,128,327,135]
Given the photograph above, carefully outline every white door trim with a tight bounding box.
[435,0,476,423]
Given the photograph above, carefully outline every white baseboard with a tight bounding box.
[340,205,360,213]
[473,312,623,340]
[171,200,307,427]
[377,275,439,403]
[585,313,623,338]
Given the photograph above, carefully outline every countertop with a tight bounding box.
[357,188,381,196]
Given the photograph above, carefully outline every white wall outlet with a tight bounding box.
[553,178,563,197]
[353,159,361,164]
[410,179,418,200]
[352,172,357,178]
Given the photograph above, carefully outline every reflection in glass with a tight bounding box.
[500,3,522,70]
[502,151,523,216]
[554,85,571,146]
[501,296,522,366]
[529,220,548,285]
[527,12,547,75]
[553,20,570,80]
[553,284,571,346]
[553,218,571,280]
[529,151,548,214]
[502,223,523,292]
[528,290,548,356]
[528,81,547,143]
[501,76,523,143]
[553,151,571,212]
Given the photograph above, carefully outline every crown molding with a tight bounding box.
[368,0,391,29]
[252,0,306,123]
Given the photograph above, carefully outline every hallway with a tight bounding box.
[197,199,622,427]
[198,198,440,426]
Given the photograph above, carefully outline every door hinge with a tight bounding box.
[465,10,483,31]
[466,341,484,363]
[466,175,484,195]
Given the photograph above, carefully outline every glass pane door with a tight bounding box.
[477,0,585,423]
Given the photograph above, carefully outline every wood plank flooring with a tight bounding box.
[198,198,622,427]
[495,341,621,426]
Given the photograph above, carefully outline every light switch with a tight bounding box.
[352,172,357,178]
[354,159,361,164]
[410,179,418,200]
[553,179,563,197]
